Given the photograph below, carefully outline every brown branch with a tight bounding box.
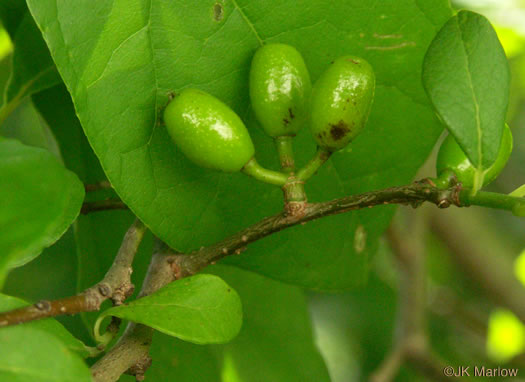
[370,217,461,382]
[0,180,449,328]
[81,199,128,214]
[170,179,458,277]
[85,180,112,192]
[0,179,488,380]
[0,219,147,327]
[91,241,178,382]
[429,211,525,323]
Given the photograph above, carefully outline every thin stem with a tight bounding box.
[0,219,147,327]
[0,97,22,127]
[372,217,462,382]
[81,199,128,214]
[91,241,177,382]
[296,147,332,181]
[170,180,456,277]
[274,136,295,174]
[242,157,288,186]
[85,181,112,192]
[0,180,522,327]
[460,189,525,212]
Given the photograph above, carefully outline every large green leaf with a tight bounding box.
[422,11,510,189]
[146,266,329,381]
[0,326,92,382]
[27,0,451,290]
[96,274,242,344]
[0,139,84,286]
[0,293,90,357]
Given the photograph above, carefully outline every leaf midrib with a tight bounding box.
[455,16,483,168]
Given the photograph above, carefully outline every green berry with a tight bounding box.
[436,124,513,188]
[310,56,375,152]
[163,89,255,172]
[249,43,311,137]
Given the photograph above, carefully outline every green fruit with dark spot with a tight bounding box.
[163,89,255,172]
[436,124,513,188]
[310,56,375,151]
[249,43,311,137]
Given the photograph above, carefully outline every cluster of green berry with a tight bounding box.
[163,43,376,192]
[163,42,514,204]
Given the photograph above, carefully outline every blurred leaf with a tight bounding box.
[495,26,525,59]
[0,0,26,37]
[0,293,91,357]
[514,248,525,286]
[147,266,329,382]
[0,12,59,126]
[210,265,330,382]
[147,336,221,382]
[2,96,60,154]
[486,309,525,362]
[97,274,242,344]
[27,0,451,290]
[0,139,84,286]
[0,27,12,60]
[510,184,525,197]
[2,228,93,346]
[423,11,510,191]
[0,326,91,381]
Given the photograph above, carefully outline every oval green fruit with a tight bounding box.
[310,56,375,152]
[249,43,311,137]
[436,124,513,188]
[163,89,255,172]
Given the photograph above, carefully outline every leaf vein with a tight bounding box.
[231,0,263,46]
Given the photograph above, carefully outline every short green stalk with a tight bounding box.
[242,157,288,186]
[296,147,332,181]
[282,179,307,203]
[275,136,295,174]
[460,189,525,215]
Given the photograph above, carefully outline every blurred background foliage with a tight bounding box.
[1,1,525,381]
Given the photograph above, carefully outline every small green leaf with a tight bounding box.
[0,293,91,357]
[423,11,510,186]
[96,274,242,344]
[0,139,84,285]
[0,326,92,381]
[146,266,329,381]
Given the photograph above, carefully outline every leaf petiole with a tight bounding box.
[274,135,295,174]
[296,147,332,181]
[242,157,288,186]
